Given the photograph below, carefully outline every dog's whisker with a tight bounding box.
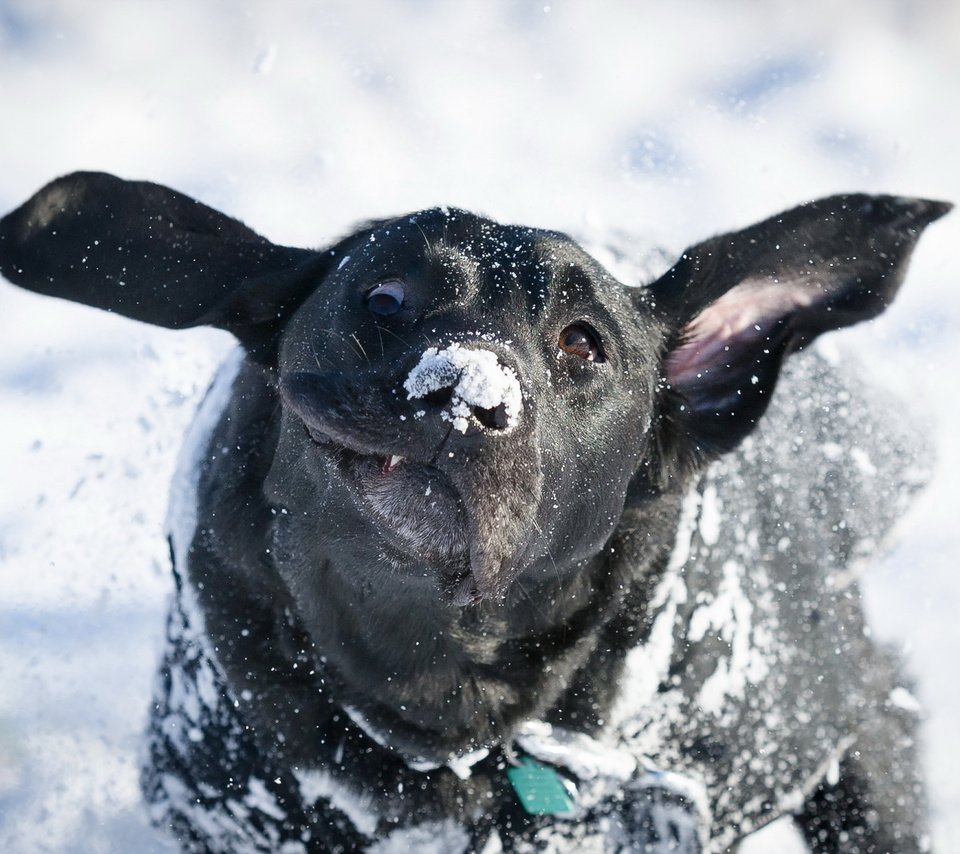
[412,220,431,253]
[311,346,339,371]
[375,322,385,359]
[373,323,415,350]
[350,332,370,366]
[515,578,548,623]
[307,328,362,366]
[526,517,563,594]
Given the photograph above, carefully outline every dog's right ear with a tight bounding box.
[0,171,329,357]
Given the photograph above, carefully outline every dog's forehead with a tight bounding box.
[358,207,622,301]
[379,206,572,249]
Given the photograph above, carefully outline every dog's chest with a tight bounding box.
[142,462,854,853]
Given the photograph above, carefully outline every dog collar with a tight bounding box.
[507,720,636,818]
[506,755,578,817]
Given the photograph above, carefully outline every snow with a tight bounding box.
[608,487,699,729]
[697,482,721,546]
[889,685,924,714]
[1,1,959,851]
[293,768,380,838]
[403,343,523,433]
[166,348,245,642]
[689,559,771,718]
[445,748,491,781]
[344,703,492,780]
[514,720,638,783]
[365,820,470,854]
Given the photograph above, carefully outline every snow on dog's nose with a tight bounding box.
[403,344,523,433]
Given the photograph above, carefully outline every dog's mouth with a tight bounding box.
[304,425,479,604]
[280,369,542,605]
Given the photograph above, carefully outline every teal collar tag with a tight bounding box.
[506,756,577,817]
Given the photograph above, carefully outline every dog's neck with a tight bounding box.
[189,529,674,768]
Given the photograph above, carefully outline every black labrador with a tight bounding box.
[0,173,950,853]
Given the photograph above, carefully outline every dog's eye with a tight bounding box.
[559,323,605,362]
[366,280,405,316]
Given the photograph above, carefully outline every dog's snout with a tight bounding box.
[403,344,523,434]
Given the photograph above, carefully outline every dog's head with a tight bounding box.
[1,173,949,607]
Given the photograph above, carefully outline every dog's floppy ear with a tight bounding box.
[0,171,326,356]
[645,193,950,470]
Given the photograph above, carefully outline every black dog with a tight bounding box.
[0,173,949,853]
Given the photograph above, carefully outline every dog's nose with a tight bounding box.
[403,344,523,433]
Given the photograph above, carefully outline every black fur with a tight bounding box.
[0,172,950,852]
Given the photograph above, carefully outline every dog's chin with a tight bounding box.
[309,434,478,603]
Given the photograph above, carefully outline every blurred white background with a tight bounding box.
[0,1,957,850]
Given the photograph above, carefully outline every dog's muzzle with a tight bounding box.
[279,346,540,605]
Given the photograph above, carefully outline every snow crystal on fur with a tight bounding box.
[403,344,522,432]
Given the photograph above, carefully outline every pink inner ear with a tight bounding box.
[665,277,819,388]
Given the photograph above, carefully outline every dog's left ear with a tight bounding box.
[0,171,329,357]
[645,193,950,465]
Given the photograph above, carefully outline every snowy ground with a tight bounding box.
[0,1,957,851]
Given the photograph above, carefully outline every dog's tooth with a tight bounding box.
[382,454,404,474]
